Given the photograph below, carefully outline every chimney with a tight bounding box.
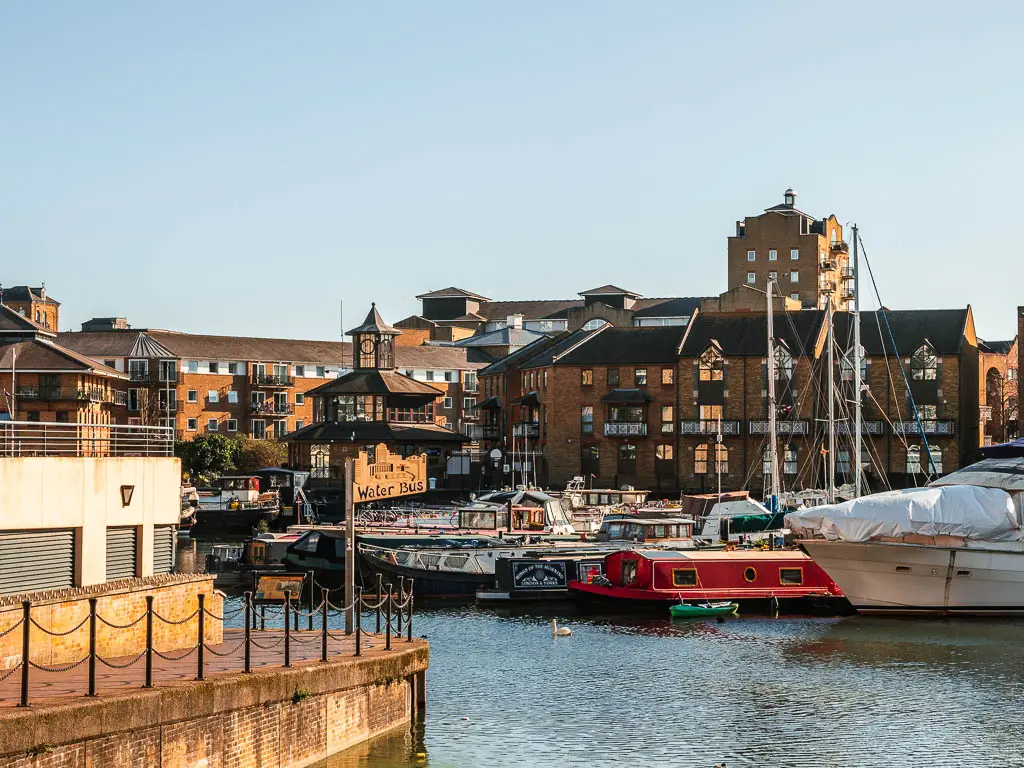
[40,282,46,303]
[507,314,523,330]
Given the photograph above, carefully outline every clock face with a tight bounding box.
[360,337,377,355]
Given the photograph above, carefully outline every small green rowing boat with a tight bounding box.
[669,602,739,619]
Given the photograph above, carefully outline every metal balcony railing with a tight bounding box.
[250,401,294,415]
[893,420,956,436]
[251,373,294,387]
[835,420,886,436]
[0,421,174,457]
[481,424,501,439]
[830,240,849,254]
[129,370,178,383]
[679,419,742,435]
[603,422,648,437]
[14,387,127,405]
[513,422,540,438]
[840,266,855,280]
[748,420,810,435]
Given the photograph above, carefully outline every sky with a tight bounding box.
[2,2,1021,340]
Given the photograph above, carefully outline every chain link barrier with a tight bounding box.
[96,612,148,630]
[30,614,90,636]
[29,656,91,674]
[96,651,147,669]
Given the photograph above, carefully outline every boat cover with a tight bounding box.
[785,485,1022,542]
[929,457,1024,492]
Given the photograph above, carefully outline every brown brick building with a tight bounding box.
[0,285,59,331]
[978,337,1018,446]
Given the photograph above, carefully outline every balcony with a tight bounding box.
[251,373,294,388]
[835,420,885,436]
[841,266,855,280]
[679,420,742,436]
[513,422,540,438]
[893,420,956,436]
[482,424,501,440]
[129,370,178,383]
[0,421,173,458]
[250,401,294,415]
[830,240,849,254]
[748,420,810,435]
[15,387,126,405]
[819,257,836,271]
[604,422,648,437]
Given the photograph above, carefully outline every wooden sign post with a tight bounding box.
[345,445,428,633]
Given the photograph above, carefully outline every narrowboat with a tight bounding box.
[192,474,281,535]
[590,516,695,544]
[568,549,847,613]
[204,532,298,587]
[476,551,609,603]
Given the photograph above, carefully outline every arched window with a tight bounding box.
[911,343,937,381]
[840,346,867,382]
[774,343,793,381]
[783,444,797,474]
[583,318,610,331]
[714,443,728,474]
[763,448,773,476]
[699,347,723,381]
[907,445,943,474]
[694,442,709,474]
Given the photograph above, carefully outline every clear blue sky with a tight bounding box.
[2,2,1020,340]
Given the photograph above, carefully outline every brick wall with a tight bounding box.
[0,574,221,670]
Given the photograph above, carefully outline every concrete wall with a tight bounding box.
[0,456,181,586]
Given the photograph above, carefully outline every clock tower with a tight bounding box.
[349,303,399,371]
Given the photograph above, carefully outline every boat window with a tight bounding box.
[743,567,757,583]
[333,538,347,557]
[621,559,638,586]
[779,568,803,585]
[600,494,609,504]
[625,524,643,540]
[672,568,698,587]
[295,532,320,553]
[607,523,625,538]
[653,525,666,539]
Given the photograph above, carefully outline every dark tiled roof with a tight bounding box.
[0,304,52,335]
[58,331,138,356]
[679,311,824,357]
[479,334,565,375]
[308,370,443,398]
[415,287,491,301]
[979,338,1015,355]
[0,287,60,306]
[287,420,468,443]
[347,304,400,336]
[578,284,641,297]
[519,328,602,370]
[832,309,969,357]
[475,300,582,322]
[555,326,689,366]
[631,297,706,318]
[0,338,124,377]
[455,327,546,348]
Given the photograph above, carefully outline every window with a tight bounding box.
[187,389,198,403]
[209,362,219,375]
[790,293,801,301]
[227,391,238,404]
[694,443,709,474]
[187,360,198,373]
[274,420,288,439]
[104,360,116,369]
[699,347,723,381]
[790,249,799,260]
[769,249,777,261]
[1009,368,1019,382]
[769,271,777,280]
[743,567,757,583]
[840,346,867,382]
[714,443,727,474]
[55,411,69,423]
[295,392,305,405]
[763,449,773,477]
[26,411,40,422]
[747,272,756,284]
[837,449,851,474]
[581,406,594,435]
[465,373,478,392]
[316,366,326,378]
[661,405,674,433]
[208,419,218,432]
[128,359,148,381]
[405,370,414,378]
[774,344,793,381]
[463,397,475,411]
[911,343,937,381]
[252,419,266,439]
[780,568,803,585]
[444,371,453,383]
[187,418,198,431]
[617,444,637,475]
[607,368,620,387]
[226,419,237,432]
[790,270,799,283]
[908,445,942,474]
[783,444,797,474]
[655,444,674,476]
[158,359,177,382]
[581,369,594,386]
[425,370,434,381]
[671,568,698,587]
[295,365,305,377]
[444,397,453,409]
[295,420,305,430]
[701,405,722,425]
[581,444,600,477]
[634,368,647,386]
[661,368,673,385]
[747,250,756,261]
[128,389,141,411]
[208,390,219,403]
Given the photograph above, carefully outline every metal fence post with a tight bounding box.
[407,580,414,642]
[320,588,328,663]
[19,601,30,707]
[376,574,382,634]
[260,603,266,631]
[397,576,405,635]
[196,593,205,681]
[87,597,97,697]
[385,583,392,651]
[308,571,315,632]
[144,596,154,688]
[284,596,291,668]
[355,587,362,657]
[244,592,252,674]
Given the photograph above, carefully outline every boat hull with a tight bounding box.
[801,540,1024,615]
[359,554,491,598]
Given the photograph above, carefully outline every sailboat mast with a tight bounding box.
[826,297,836,503]
[852,224,862,498]
[766,280,780,509]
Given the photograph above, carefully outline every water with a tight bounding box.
[316,605,1024,768]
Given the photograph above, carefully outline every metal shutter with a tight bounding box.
[105,527,137,581]
[0,529,75,596]
[152,525,176,574]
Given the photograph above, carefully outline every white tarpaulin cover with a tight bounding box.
[785,485,1022,542]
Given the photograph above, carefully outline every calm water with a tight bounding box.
[314,605,1024,768]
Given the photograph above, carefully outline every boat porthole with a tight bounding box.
[743,567,757,583]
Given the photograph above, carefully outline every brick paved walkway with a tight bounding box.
[0,628,406,708]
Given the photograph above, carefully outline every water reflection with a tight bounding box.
[315,606,1024,768]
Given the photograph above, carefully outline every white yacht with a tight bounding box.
[788,458,1024,615]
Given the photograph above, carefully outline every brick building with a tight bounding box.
[978,337,1018,446]
[728,189,852,311]
[0,284,60,331]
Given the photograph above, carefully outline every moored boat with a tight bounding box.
[669,601,738,618]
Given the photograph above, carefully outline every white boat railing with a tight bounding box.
[359,543,525,575]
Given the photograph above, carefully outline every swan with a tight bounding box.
[552,619,572,637]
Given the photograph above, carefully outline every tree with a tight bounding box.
[235,437,288,472]
[175,433,239,484]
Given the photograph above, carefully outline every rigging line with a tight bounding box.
[859,233,938,478]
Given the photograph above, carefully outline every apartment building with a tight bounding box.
[0,284,59,331]
[978,337,1018,446]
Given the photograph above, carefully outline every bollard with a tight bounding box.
[385,583,392,651]
[244,592,252,674]
[144,596,154,688]
[308,571,315,632]
[284,597,291,667]
[19,601,30,707]
[376,574,383,633]
[88,597,98,697]
[196,594,205,681]
[355,587,362,657]
[397,576,405,635]
[320,588,328,663]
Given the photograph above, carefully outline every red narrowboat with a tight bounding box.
[568,549,846,612]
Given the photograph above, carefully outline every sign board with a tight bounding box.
[352,443,427,503]
[254,573,305,603]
